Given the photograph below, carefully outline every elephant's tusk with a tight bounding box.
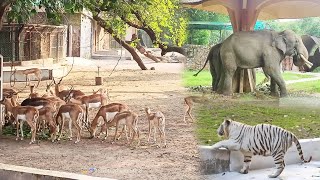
[300,54,313,68]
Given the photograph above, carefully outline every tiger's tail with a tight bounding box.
[293,134,312,163]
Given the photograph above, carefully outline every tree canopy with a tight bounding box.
[267,17,320,37]
[0,0,189,70]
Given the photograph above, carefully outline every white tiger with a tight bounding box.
[212,118,312,178]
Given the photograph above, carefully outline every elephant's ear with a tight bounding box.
[273,35,286,55]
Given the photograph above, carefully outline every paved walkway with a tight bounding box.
[206,161,320,180]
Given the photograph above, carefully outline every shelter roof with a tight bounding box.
[181,0,320,20]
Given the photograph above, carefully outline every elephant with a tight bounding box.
[217,29,313,97]
[194,43,223,91]
[301,35,320,72]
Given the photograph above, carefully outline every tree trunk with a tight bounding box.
[113,36,148,70]
[92,15,147,70]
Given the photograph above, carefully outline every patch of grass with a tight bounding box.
[183,70,315,88]
[182,70,212,87]
[282,72,314,81]
[288,80,320,93]
[195,98,320,145]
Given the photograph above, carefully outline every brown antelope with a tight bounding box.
[46,78,85,101]
[0,97,39,144]
[104,110,140,146]
[89,103,129,138]
[145,107,166,148]
[55,104,84,143]
[183,95,209,123]
[38,106,57,142]
[3,88,20,106]
[21,97,56,110]
[13,68,42,87]
[66,90,109,125]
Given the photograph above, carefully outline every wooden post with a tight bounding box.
[226,0,257,94]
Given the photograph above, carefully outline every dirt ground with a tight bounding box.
[0,60,201,179]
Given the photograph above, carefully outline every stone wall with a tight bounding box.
[185,44,211,70]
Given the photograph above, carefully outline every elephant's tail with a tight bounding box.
[193,46,216,77]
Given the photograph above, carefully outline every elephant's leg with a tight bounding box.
[264,66,287,97]
[270,78,279,97]
[222,68,236,96]
[220,52,237,95]
[210,67,216,91]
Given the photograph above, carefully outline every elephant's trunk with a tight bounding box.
[300,54,313,68]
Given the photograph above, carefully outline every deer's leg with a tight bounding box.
[117,125,125,140]
[58,116,65,141]
[20,121,24,140]
[68,118,73,140]
[187,105,195,122]
[72,118,81,144]
[26,119,36,144]
[15,120,20,141]
[153,125,157,142]
[36,74,41,88]
[147,121,152,143]
[112,122,119,144]
[25,75,28,87]
[160,126,166,148]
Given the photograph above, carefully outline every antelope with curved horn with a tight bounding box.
[0,97,39,144]
[46,77,85,101]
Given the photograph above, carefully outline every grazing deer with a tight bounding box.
[37,106,57,142]
[46,78,85,101]
[66,90,109,125]
[89,103,129,138]
[0,97,39,144]
[55,104,85,143]
[13,68,42,87]
[145,107,166,148]
[104,110,140,146]
[183,95,210,123]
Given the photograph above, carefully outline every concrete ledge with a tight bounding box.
[199,146,230,174]
[0,163,114,180]
[200,138,320,175]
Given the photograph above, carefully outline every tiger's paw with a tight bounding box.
[268,173,280,178]
[239,169,248,174]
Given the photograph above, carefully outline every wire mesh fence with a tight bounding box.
[0,24,67,64]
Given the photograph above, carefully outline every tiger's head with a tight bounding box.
[217,118,232,138]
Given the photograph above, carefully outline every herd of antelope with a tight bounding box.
[0,73,168,148]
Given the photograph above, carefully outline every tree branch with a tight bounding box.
[93,14,147,70]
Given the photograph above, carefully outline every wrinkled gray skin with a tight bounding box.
[194,43,222,91]
[301,35,320,72]
[218,30,309,97]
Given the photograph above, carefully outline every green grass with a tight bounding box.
[183,70,315,87]
[182,70,212,87]
[287,80,320,93]
[195,98,320,145]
